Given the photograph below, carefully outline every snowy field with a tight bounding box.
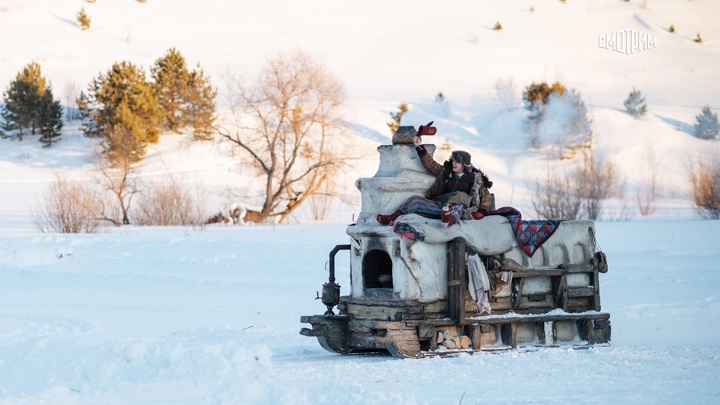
[1,220,719,404]
[1,0,720,404]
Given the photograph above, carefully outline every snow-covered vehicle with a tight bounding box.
[300,128,611,358]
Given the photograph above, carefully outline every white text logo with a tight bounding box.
[598,29,657,54]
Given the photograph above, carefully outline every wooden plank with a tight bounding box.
[417,324,435,339]
[514,296,555,311]
[349,333,386,350]
[510,323,517,348]
[372,330,418,342]
[508,265,594,278]
[346,303,405,321]
[373,320,415,331]
[568,287,596,297]
[300,314,351,323]
[593,267,601,311]
[512,278,525,309]
[447,238,466,325]
[467,312,610,325]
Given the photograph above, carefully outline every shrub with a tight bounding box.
[33,175,99,233]
[387,102,408,135]
[493,22,502,31]
[689,158,720,219]
[134,178,207,227]
[77,8,91,30]
[694,33,702,43]
[668,24,675,33]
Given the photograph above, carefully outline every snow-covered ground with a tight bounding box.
[1,0,720,403]
[1,220,719,404]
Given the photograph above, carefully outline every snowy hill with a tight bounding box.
[1,1,720,403]
[1,0,720,227]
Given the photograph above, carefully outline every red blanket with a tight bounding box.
[489,206,562,257]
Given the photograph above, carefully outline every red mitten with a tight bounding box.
[418,121,437,136]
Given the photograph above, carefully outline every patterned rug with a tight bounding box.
[490,206,562,257]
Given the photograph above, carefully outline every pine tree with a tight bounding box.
[151,48,190,132]
[523,81,567,125]
[1,79,35,139]
[79,61,161,162]
[150,48,216,137]
[186,65,217,140]
[623,87,647,118]
[538,89,593,157]
[1,62,61,142]
[38,90,64,147]
[694,105,720,140]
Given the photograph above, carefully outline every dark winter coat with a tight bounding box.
[416,146,493,219]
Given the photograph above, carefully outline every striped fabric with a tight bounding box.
[399,195,464,223]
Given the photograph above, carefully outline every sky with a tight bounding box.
[1,0,720,404]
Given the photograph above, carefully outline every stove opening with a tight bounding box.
[362,249,393,289]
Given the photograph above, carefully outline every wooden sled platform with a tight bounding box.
[300,237,611,358]
[301,310,610,358]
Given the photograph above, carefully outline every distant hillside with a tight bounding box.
[0,0,719,229]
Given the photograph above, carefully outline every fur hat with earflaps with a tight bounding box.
[451,150,471,165]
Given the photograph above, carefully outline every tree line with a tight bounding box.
[1,48,216,160]
[3,49,351,231]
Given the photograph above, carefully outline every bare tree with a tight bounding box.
[63,81,80,122]
[530,149,620,220]
[94,126,142,225]
[494,77,518,110]
[636,144,660,216]
[529,164,583,220]
[217,51,350,223]
[33,175,99,233]
[308,166,355,221]
[575,150,620,220]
